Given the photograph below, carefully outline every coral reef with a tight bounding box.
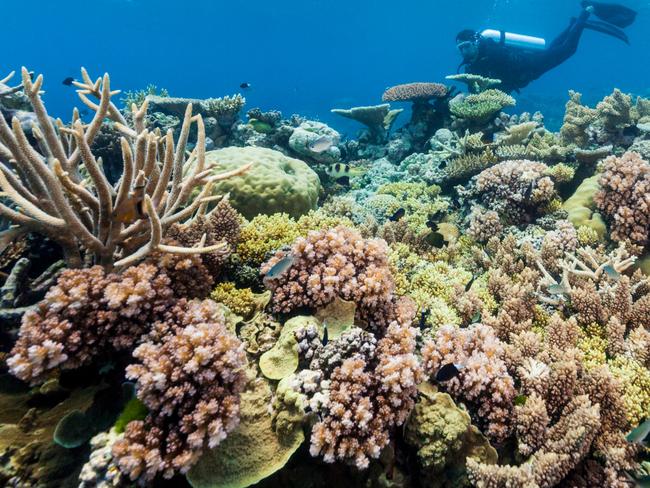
[112,299,247,483]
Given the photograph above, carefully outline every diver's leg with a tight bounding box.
[539,8,590,73]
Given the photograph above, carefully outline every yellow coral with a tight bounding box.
[576,225,600,247]
[211,282,257,319]
[609,356,650,426]
[237,214,301,267]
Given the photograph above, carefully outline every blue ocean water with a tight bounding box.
[5,0,649,130]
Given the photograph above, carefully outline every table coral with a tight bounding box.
[112,298,247,483]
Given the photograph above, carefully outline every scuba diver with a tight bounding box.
[455,1,637,93]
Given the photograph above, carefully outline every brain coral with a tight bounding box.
[204,147,321,219]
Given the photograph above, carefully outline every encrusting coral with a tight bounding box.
[112,298,248,483]
[0,68,250,270]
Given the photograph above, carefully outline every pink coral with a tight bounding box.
[262,226,397,328]
[470,160,557,224]
[594,151,650,250]
[302,315,423,469]
[112,298,247,482]
[421,324,516,442]
[7,264,174,384]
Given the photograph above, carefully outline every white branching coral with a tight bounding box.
[0,67,250,270]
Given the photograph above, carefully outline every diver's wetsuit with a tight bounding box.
[461,10,590,93]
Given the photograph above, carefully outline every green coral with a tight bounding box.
[596,88,635,131]
[446,73,501,93]
[560,90,597,147]
[376,182,450,233]
[211,282,270,320]
[544,163,575,183]
[562,174,607,239]
[259,316,321,380]
[405,388,497,487]
[203,147,321,220]
[610,356,650,426]
[121,84,168,110]
[446,147,497,180]
[187,378,304,488]
[200,94,246,119]
[450,89,515,124]
[237,213,301,267]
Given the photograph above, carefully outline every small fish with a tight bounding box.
[425,211,444,231]
[112,184,146,224]
[240,82,251,90]
[439,160,448,170]
[62,77,75,86]
[424,231,446,248]
[79,109,90,117]
[465,275,476,292]
[309,135,334,153]
[514,394,528,406]
[471,311,481,323]
[248,118,274,134]
[389,208,405,222]
[603,264,621,281]
[626,417,650,444]
[335,176,350,186]
[419,308,430,330]
[547,283,568,295]
[322,324,329,346]
[435,363,463,382]
[264,255,294,281]
[326,163,365,180]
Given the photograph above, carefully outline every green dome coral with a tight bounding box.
[205,147,321,219]
[405,388,497,487]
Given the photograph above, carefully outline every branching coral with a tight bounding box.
[0,68,249,270]
[421,324,516,442]
[560,90,597,147]
[112,298,247,483]
[464,160,558,224]
[594,151,650,250]
[596,88,635,132]
[262,226,398,328]
[7,263,174,384]
[449,89,515,124]
[296,315,422,470]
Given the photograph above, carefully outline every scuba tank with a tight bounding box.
[479,29,547,50]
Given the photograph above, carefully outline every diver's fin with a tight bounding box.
[581,1,637,28]
[584,19,630,44]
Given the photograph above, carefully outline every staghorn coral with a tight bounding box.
[112,298,247,483]
[594,151,650,250]
[421,324,516,441]
[0,68,246,270]
[262,226,398,328]
[7,263,174,384]
[539,219,578,274]
[445,147,498,181]
[467,396,601,488]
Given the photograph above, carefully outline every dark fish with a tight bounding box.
[62,77,75,86]
[264,255,294,281]
[582,1,637,28]
[248,119,273,134]
[424,230,446,248]
[336,176,350,186]
[603,264,620,281]
[435,363,463,382]
[439,160,448,170]
[79,109,90,117]
[465,275,476,292]
[425,211,443,231]
[389,208,405,222]
[322,324,329,346]
[240,82,251,89]
[419,309,430,330]
[514,394,528,406]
